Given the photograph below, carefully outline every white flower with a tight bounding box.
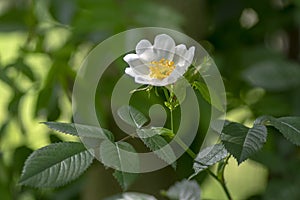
[124,34,195,86]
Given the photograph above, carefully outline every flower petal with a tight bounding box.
[134,75,157,85]
[123,54,149,75]
[124,34,195,86]
[160,76,177,86]
[153,34,175,61]
[136,39,152,55]
[185,46,195,66]
[173,44,188,66]
[136,39,157,64]
[172,66,187,77]
[123,54,140,65]
[133,75,174,86]
[125,68,136,77]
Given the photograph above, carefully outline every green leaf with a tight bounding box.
[13,61,36,81]
[258,116,300,146]
[137,128,176,167]
[19,142,93,188]
[163,179,201,200]
[117,106,148,128]
[100,141,139,173]
[113,170,138,191]
[0,68,18,89]
[193,81,224,111]
[156,127,175,139]
[221,122,267,164]
[191,144,228,178]
[42,122,114,141]
[110,143,139,190]
[105,192,157,200]
[243,60,300,91]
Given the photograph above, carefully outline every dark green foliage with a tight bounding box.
[191,144,228,178]
[221,122,267,164]
[1,0,300,199]
[19,142,94,187]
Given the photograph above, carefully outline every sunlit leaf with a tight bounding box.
[35,86,61,121]
[11,61,36,81]
[0,68,18,89]
[19,142,93,188]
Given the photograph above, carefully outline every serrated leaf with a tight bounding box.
[100,141,139,173]
[42,122,114,141]
[111,143,139,190]
[117,106,148,128]
[19,142,93,188]
[191,144,228,178]
[221,122,267,164]
[193,81,224,111]
[105,192,157,200]
[137,128,176,167]
[164,179,201,200]
[113,170,138,191]
[258,116,300,146]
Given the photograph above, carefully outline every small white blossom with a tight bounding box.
[124,34,195,86]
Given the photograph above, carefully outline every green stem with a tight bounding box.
[166,85,232,200]
[170,109,174,133]
[220,156,231,183]
[171,130,233,200]
[206,169,232,200]
[173,136,196,159]
[118,133,137,142]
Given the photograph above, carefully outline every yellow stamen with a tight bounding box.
[149,58,175,80]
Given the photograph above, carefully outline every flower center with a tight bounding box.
[149,58,175,80]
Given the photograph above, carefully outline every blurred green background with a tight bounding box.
[0,0,300,199]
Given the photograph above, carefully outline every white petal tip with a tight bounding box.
[123,54,138,62]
